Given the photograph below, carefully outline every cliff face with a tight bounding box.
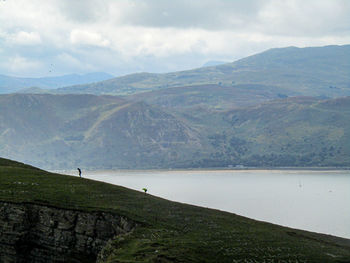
[0,202,135,263]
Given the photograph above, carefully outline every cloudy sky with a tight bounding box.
[0,0,349,77]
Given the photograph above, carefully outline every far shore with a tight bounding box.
[51,166,350,174]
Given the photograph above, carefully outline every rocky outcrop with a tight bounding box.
[0,202,135,263]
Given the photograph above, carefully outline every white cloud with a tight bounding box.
[5,55,42,74]
[8,31,42,45]
[70,29,110,47]
[257,0,350,37]
[56,52,95,72]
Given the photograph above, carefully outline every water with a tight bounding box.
[62,169,350,239]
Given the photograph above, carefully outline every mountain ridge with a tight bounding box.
[54,44,350,97]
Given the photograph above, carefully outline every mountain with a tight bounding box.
[56,45,350,97]
[1,158,350,262]
[0,94,201,169]
[0,72,114,94]
[196,96,350,167]
[0,94,350,169]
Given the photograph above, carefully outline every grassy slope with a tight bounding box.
[1,158,350,262]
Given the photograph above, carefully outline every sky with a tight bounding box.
[0,0,349,78]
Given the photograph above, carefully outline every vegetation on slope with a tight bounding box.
[0,159,350,262]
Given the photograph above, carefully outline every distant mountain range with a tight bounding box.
[0,93,349,169]
[54,45,350,97]
[0,72,114,94]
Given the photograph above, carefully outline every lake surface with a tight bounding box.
[62,169,350,239]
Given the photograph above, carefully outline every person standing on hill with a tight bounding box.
[77,168,82,178]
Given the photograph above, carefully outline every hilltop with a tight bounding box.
[1,158,350,262]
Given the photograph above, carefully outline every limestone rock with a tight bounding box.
[0,202,135,263]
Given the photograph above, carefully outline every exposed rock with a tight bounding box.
[0,202,135,263]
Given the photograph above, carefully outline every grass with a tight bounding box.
[1,158,350,262]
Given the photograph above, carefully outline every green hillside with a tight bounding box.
[55,45,350,97]
[1,159,350,262]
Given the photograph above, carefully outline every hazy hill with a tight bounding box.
[1,158,349,262]
[0,72,114,94]
[0,94,201,169]
[0,94,350,169]
[56,45,350,97]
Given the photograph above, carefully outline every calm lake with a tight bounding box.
[61,169,350,239]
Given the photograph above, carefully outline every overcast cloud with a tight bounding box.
[0,0,349,77]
